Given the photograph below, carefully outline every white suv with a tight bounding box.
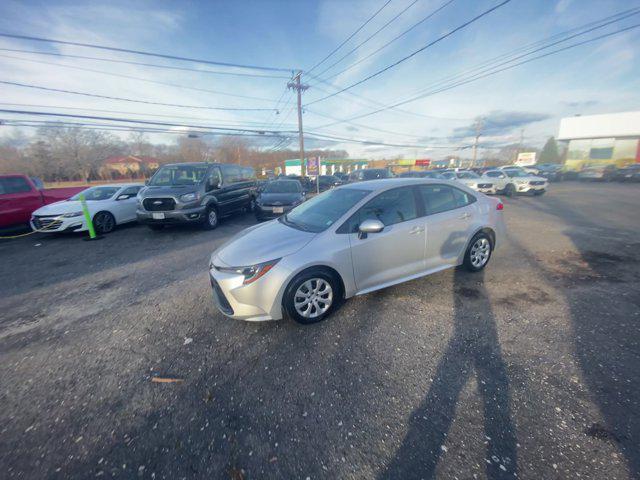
[483,169,547,196]
[441,170,496,194]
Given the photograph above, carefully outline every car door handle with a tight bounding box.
[458,213,471,219]
[409,226,424,234]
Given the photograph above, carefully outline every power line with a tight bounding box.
[0,81,279,112]
[317,22,640,126]
[305,0,511,105]
[0,109,298,134]
[321,0,457,81]
[0,53,282,102]
[304,130,468,149]
[0,32,294,73]
[314,0,421,78]
[0,47,290,79]
[306,0,394,74]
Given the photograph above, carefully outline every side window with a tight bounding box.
[451,187,476,208]
[358,187,418,227]
[209,167,222,186]
[486,171,498,177]
[419,185,458,215]
[120,186,142,198]
[0,176,32,194]
[30,177,44,190]
[241,166,256,181]
[220,165,240,183]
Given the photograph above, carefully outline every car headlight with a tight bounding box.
[180,192,200,202]
[215,258,280,285]
[62,211,83,218]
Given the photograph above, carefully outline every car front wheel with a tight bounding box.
[202,207,219,230]
[284,270,340,324]
[463,232,493,272]
[93,211,115,234]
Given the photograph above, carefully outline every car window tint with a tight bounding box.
[358,187,417,226]
[486,171,500,177]
[221,165,241,183]
[452,187,476,208]
[0,176,31,194]
[419,185,459,215]
[121,186,142,196]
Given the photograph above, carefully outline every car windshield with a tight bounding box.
[70,186,119,201]
[505,170,528,178]
[362,169,390,180]
[263,181,301,193]
[149,165,208,186]
[281,188,369,233]
[457,171,480,179]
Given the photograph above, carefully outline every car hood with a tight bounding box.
[457,178,482,186]
[32,200,98,216]
[141,185,198,197]
[258,192,302,204]
[214,219,316,266]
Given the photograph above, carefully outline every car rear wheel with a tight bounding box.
[93,211,115,234]
[284,270,340,324]
[202,207,219,230]
[463,232,493,272]
[504,183,516,197]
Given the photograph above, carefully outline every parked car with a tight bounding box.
[440,170,496,194]
[208,178,505,324]
[0,174,86,230]
[333,172,349,183]
[578,164,617,181]
[483,169,548,196]
[534,164,563,182]
[613,164,640,182]
[317,175,342,192]
[348,168,391,182]
[398,171,445,179]
[137,162,256,231]
[281,174,313,192]
[30,183,143,234]
[255,179,305,221]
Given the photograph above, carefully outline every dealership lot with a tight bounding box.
[1,182,640,479]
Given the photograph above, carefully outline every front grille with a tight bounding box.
[477,183,493,189]
[33,216,63,230]
[529,181,545,186]
[143,197,176,211]
[210,277,234,315]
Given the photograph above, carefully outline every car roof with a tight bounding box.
[89,183,144,189]
[340,177,449,191]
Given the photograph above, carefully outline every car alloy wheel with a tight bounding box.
[202,207,218,230]
[294,278,333,319]
[93,211,115,234]
[470,237,490,268]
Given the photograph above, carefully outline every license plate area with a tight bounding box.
[273,207,284,214]
[152,212,165,220]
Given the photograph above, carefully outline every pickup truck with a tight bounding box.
[0,174,86,230]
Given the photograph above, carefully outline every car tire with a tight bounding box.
[246,198,256,212]
[463,232,493,272]
[147,224,164,231]
[283,269,341,325]
[504,183,516,197]
[202,206,219,230]
[93,211,115,234]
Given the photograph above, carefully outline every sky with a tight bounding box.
[0,0,638,159]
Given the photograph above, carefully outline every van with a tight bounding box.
[136,162,256,230]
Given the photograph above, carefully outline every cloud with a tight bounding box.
[562,100,599,108]
[452,110,551,138]
[555,0,572,14]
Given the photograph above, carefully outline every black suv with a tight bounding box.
[137,162,256,230]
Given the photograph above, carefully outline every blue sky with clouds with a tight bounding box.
[0,0,638,158]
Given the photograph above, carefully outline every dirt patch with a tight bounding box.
[495,287,552,307]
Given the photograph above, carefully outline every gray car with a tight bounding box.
[209,178,506,324]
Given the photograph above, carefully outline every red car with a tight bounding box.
[0,174,86,230]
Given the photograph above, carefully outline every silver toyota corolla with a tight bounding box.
[209,178,505,324]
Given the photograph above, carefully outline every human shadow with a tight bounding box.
[381,268,517,479]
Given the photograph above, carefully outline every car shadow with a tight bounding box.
[380,268,518,479]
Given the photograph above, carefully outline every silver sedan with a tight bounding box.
[209,178,506,324]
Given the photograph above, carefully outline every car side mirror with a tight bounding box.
[358,219,384,239]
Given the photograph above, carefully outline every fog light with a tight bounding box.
[189,213,199,219]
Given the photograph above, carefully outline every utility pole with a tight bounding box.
[515,128,524,163]
[288,71,309,176]
[472,118,483,168]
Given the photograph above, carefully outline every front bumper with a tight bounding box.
[516,182,547,193]
[208,255,292,321]
[30,215,87,233]
[136,205,206,224]
[255,204,295,219]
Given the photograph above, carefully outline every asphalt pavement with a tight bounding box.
[1,182,639,480]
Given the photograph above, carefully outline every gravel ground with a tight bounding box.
[1,182,639,480]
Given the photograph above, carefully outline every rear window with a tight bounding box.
[0,176,32,195]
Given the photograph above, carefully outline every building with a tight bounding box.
[558,111,640,172]
[283,158,368,176]
[101,155,160,179]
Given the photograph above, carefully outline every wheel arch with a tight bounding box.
[282,264,347,304]
[93,209,116,224]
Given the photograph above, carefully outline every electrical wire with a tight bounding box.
[0,32,294,72]
[305,0,511,106]
[306,0,393,73]
[0,81,280,112]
